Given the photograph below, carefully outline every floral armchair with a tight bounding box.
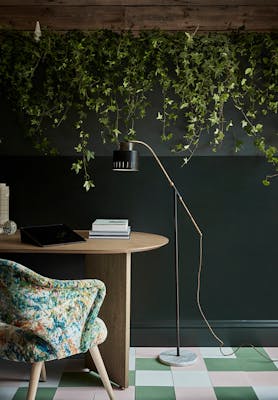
[0,258,115,400]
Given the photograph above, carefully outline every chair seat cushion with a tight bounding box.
[0,318,107,363]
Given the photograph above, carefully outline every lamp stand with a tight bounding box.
[113,140,203,367]
[158,188,197,367]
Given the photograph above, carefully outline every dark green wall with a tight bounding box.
[0,155,277,346]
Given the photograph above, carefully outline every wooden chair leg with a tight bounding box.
[89,346,115,400]
[40,362,47,382]
[27,362,43,400]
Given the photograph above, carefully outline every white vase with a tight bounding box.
[0,183,9,226]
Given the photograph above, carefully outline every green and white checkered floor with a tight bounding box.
[1,347,278,399]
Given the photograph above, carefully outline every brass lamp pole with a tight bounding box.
[113,140,203,366]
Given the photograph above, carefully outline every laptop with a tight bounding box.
[20,224,86,247]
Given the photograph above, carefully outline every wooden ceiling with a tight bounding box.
[0,1,277,32]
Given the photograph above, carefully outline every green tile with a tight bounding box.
[214,387,258,400]
[238,358,276,371]
[234,347,277,371]
[12,388,56,400]
[136,358,171,371]
[129,371,135,386]
[135,386,175,400]
[204,358,242,371]
[233,347,268,359]
[58,371,102,387]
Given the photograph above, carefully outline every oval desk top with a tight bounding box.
[0,231,169,255]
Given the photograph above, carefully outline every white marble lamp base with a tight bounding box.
[158,349,198,367]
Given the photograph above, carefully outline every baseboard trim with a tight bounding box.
[131,320,278,347]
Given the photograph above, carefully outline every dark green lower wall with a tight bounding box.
[0,156,277,346]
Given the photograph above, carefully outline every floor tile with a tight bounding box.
[0,387,18,400]
[135,348,171,358]
[200,347,236,359]
[129,371,135,386]
[253,386,278,400]
[175,387,217,400]
[235,348,270,360]
[55,387,135,400]
[264,348,278,360]
[136,358,170,371]
[0,346,278,400]
[135,371,173,386]
[214,386,259,400]
[238,354,277,372]
[208,371,250,387]
[247,372,278,386]
[129,347,136,371]
[239,360,276,372]
[204,358,242,371]
[103,386,135,400]
[171,353,207,371]
[135,386,175,400]
[12,387,56,400]
[172,370,212,387]
[53,387,95,400]
[93,386,135,400]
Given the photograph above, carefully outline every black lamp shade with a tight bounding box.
[112,142,139,171]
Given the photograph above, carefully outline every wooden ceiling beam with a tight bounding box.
[0,3,277,32]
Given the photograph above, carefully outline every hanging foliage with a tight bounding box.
[0,30,277,189]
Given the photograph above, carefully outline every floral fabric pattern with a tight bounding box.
[0,258,107,363]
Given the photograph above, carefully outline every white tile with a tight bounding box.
[135,370,173,386]
[172,371,212,388]
[129,347,136,371]
[200,347,236,358]
[0,387,18,400]
[253,386,278,400]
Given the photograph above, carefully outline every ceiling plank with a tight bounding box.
[0,4,277,31]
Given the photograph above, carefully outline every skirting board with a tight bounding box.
[131,320,278,347]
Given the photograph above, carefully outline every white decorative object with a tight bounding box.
[0,183,17,235]
[1,220,17,235]
[0,183,9,226]
[34,21,42,42]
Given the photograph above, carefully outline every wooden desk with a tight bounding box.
[0,231,168,388]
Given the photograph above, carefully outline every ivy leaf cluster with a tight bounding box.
[0,30,277,188]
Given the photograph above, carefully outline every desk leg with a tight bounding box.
[85,253,131,389]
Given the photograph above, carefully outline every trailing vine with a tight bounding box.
[0,29,277,189]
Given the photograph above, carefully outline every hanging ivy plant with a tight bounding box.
[0,29,277,189]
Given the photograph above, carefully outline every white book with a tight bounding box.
[89,235,130,240]
[89,227,131,236]
[92,219,129,232]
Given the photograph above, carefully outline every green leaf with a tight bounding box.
[83,180,95,191]
[86,149,95,162]
[262,179,270,186]
[157,112,163,120]
[71,161,82,174]
[245,67,253,76]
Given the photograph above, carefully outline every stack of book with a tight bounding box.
[89,219,131,239]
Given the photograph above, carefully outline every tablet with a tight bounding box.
[20,224,86,247]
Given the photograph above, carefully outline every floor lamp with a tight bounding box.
[112,141,203,367]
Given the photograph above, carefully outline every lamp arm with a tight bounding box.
[130,140,202,238]
[131,140,223,347]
